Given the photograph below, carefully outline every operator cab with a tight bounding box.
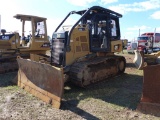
[53,6,121,52]
[51,6,122,66]
[14,14,48,48]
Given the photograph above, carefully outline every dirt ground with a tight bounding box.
[0,52,159,120]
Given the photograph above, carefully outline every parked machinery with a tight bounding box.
[17,6,126,108]
[121,39,128,49]
[133,50,160,116]
[0,14,50,73]
[137,32,160,54]
[134,50,160,70]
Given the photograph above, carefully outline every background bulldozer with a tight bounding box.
[17,6,126,108]
[0,14,50,73]
[133,50,160,116]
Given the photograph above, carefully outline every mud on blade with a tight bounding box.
[17,58,64,108]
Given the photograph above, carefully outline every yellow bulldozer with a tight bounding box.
[134,50,160,116]
[17,6,126,108]
[0,14,50,73]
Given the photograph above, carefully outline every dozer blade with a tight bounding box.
[133,50,157,70]
[133,50,144,70]
[137,65,160,116]
[17,58,64,109]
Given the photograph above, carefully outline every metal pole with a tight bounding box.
[0,15,1,34]
[153,28,156,48]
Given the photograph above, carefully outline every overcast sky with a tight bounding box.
[0,0,160,41]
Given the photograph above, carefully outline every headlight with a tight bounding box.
[114,45,119,50]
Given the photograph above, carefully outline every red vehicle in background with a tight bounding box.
[137,32,160,53]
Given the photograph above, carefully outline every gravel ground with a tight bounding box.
[0,53,159,120]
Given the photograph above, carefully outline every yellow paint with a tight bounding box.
[111,40,123,52]
[65,25,123,66]
[0,14,50,55]
[65,25,90,65]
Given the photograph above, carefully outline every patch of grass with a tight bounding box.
[4,86,19,90]
[63,73,143,110]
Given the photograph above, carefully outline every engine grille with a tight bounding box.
[51,38,65,66]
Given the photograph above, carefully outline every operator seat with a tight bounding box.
[98,23,107,48]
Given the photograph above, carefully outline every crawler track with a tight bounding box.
[69,55,126,87]
[0,54,30,74]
